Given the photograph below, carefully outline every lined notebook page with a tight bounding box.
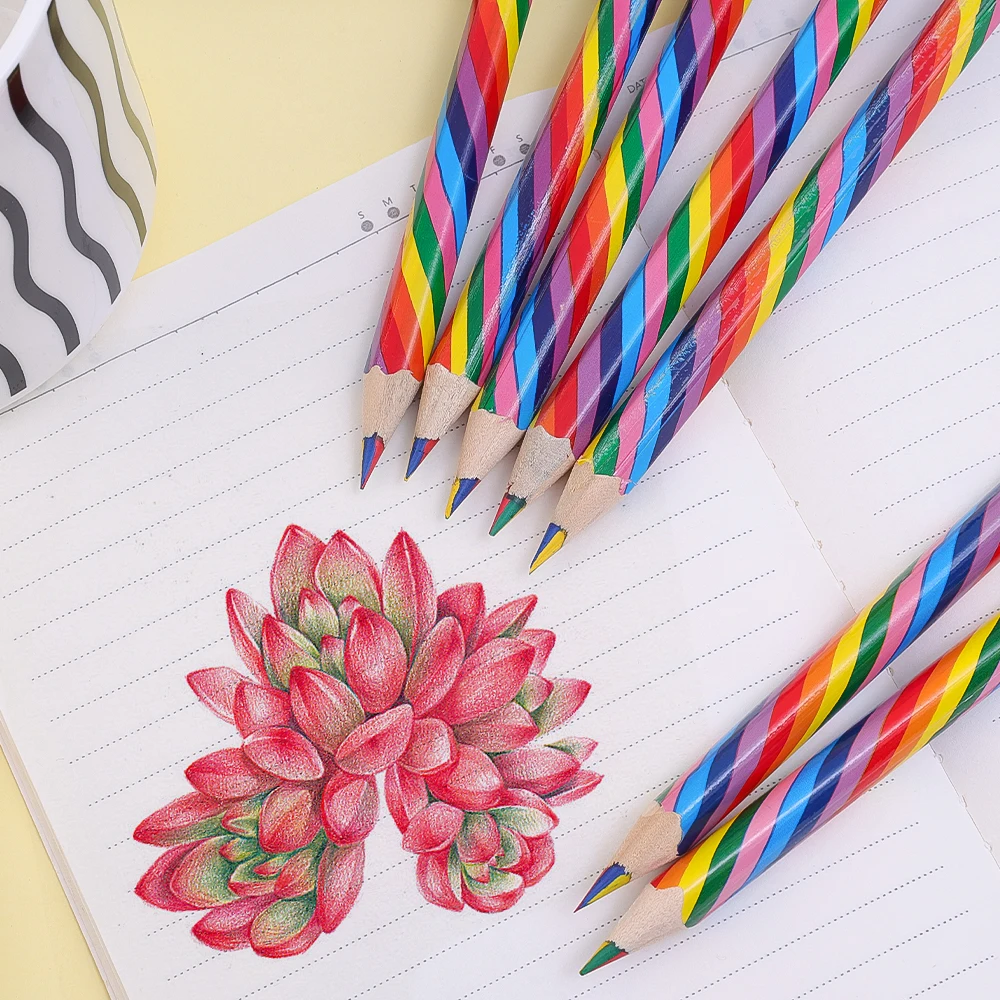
[724,0,1000,851]
[2,4,1000,999]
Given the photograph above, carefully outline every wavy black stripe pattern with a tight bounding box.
[84,0,156,180]
[0,341,27,396]
[0,185,81,353]
[8,67,121,301]
[48,0,146,241]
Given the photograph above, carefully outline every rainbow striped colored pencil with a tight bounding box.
[444,0,753,516]
[406,0,663,480]
[361,0,531,487]
[533,0,1000,570]
[577,479,1000,910]
[582,609,1000,974]
[495,0,887,532]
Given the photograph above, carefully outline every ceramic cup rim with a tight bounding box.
[0,0,53,78]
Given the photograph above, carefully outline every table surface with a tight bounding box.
[0,0,679,996]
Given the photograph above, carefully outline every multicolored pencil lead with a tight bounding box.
[361,0,532,486]
[498,0,888,526]
[446,0,755,514]
[406,0,662,479]
[537,0,1000,567]
[528,522,567,572]
[583,605,1000,973]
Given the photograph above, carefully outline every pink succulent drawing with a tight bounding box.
[133,527,600,958]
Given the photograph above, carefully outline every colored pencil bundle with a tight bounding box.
[582,610,1000,973]
[361,0,532,487]
[496,0,887,531]
[533,0,1000,571]
[407,0,663,479]
[578,481,1000,908]
[444,0,754,516]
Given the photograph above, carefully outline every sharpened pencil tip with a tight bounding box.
[406,437,438,480]
[577,864,632,909]
[490,493,526,535]
[360,435,385,489]
[530,523,567,573]
[580,941,627,976]
[445,478,480,518]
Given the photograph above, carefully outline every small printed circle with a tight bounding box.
[519,143,530,155]
[361,219,374,232]
[493,154,506,167]
[387,207,400,219]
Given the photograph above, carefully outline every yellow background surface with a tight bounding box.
[0,1,678,995]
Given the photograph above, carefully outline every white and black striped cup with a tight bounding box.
[0,0,155,409]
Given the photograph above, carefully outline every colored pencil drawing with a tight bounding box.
[133,527,601,958]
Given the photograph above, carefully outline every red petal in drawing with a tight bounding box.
[316,842,365,932]
[226,589,270,683]
[274,849,320,899]
[253,856,289,878]
[335,704,413,775]
[218,837,257,863]
[257,784,321,854]
[186,749,278,801]
[319,634,346,679]
[270,525,325,627]
[288,667,364,755]
[437,582,485,654]
[515,674,553,713]
[242,727,324,781]
[135,843,202,911]
[520,834,555,886]
[337,595,362,636]
[545,769,603,806]
[401,802,465,854]
[456,811,501,864]
[433,639,534,726]
[479,595,537,645]
[532,678,591,734]
[403,616,465,717]
[399,717,456,775]
[547,736,597,763]
[297,588,341,648]
[453,703,539,753]
[261,616,320,689]
[233,682,292,737]
[250,899,321,958]
[494,788,558,831]
[187,667,245,723]
[495,827,531,874]
[426,744,503,811]
[220,796,263,838]
[461,868,524,913]
[170,836,238,908]
[344,607,408,713]
[315,531,382,611]
[134,791,224,846]
[494,746,580,797]
[381,531,436,656]
[192,895,275,950]
[519,628,556,674]
[415,848,463,912]
[320,771,378,845]
[384,764,429,833]
[228,859,277,898]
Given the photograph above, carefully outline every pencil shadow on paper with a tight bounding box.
[132,526,601,958]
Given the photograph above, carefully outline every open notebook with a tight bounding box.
[2,0,1000,996]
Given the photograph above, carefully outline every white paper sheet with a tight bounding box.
[2,2,1000,998]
